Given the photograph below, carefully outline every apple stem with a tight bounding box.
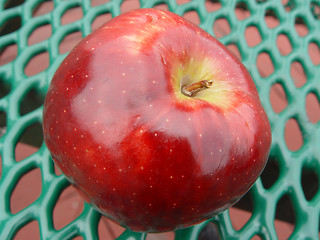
[181,80,213,97]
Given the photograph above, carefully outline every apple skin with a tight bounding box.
[43,9,271,232]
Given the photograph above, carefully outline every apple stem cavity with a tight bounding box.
[181,80,213,97]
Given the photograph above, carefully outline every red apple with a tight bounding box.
[43,9,271,232]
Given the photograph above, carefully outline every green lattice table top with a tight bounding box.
[0,0,320,239]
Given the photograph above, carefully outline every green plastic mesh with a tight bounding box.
[0,0,319,239]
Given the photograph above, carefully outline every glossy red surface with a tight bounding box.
[43,9,271,232]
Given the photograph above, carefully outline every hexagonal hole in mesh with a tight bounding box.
[19,87,44,116]
[274,194,295,240]
[3,0,25,9]
[245,25,262,48]
[301,165,319,202]
[14,220,40,240]
[197,222,220,240]
[229,190,253,231]
[260,157,280,190]
[10,168,42,214]
[204,0,221,12]
[0,78,11,98]
[98,216,125,240]
[32,0,54,17]
[310,1,320,20]
[226,43,241,61]
[294,16,309,37]
[91,12,112,32]
[120,0,140,14]
[256,51,274,78]
[235,2,251,21]
[0,42,18,66]
[308,41,320,66]
[269,83,288,114]
[282,0,295,12]
[306,92,320,124]
[153,3,169,11]
[183,10,201,26]
[61,5,83,25]
[0,15,21,37]
[15,123,43,162]
[52,184,84,230]
[277,34,292,56]
[290,60,307,88]
[264,8,280,29]
[213,18,231,39]
[28,23,52,46]
[24,51,50,77]
[91,0,111,7]
[59,31,83,55]
[284,118,304,152]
